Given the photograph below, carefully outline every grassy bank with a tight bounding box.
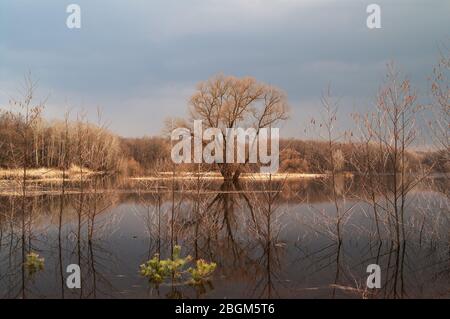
[130,172,329,181]
[0,165,99,181]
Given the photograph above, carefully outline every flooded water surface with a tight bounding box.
[0,176,449,299]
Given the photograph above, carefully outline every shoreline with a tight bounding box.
[129,172,329,181]
[0,166,99,181]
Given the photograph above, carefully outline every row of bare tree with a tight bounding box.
[1,51,448,179]
[0,80,121,173]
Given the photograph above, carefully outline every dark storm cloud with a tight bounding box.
[0,0,449,136]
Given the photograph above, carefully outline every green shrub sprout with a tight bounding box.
[139,245,216,286]
[25,252,44,275]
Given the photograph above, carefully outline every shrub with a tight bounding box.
[139,245,216,286]
[25,252,44,275]
[188,259,217,284]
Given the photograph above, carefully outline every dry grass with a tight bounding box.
[130,172,328,181]
[0,165,98,181]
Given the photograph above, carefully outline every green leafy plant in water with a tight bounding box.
[188,259,217,285]
[140,245,216,286]
[168,245,193,279]
[139,253,171,284]
[25,252,44,275]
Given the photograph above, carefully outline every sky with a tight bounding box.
[0,0,449,138]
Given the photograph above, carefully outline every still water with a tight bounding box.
[0,177,448,298]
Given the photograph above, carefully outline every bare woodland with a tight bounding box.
[0,52,448,298]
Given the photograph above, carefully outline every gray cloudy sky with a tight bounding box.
[0,0,449,137]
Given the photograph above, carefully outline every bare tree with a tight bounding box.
[309,87,355,244]
[350,111,384,240]
[429,45,449,174]
[187,74,289,182]
[9,72,45,298]
[366,63,429,244]
[58,110,71,298]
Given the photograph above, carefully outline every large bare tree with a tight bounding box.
[188,74,289,181]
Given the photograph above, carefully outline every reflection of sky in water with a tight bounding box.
[0,186,448,298]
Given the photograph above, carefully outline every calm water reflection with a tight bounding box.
[0,177,448,298]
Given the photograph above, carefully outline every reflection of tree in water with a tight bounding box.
[205,180,252,251]
[134,174,289,299]
[140,175,449,299]
[0,179,121,298]
[0,174,448,299]
[191,176,287,298]
[0,195,48,298]
[71,181,120,298]
[293,198,449,298]
[177,179,259,290]
[248,175,287,298]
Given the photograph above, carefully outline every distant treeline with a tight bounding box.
[1,110,445,176]
[119,136,448,175]
[280,139,448,174]
[0,112,450,176]
[0,112,121,172]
